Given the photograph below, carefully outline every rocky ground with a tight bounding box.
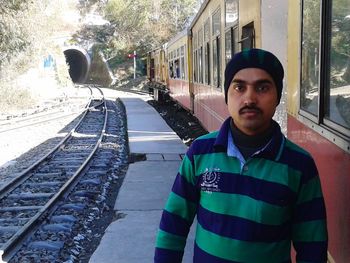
[112,77,208,146]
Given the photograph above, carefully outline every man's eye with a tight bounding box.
[256,84,270,92]
[234,84,244,91]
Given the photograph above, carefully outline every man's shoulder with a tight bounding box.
[188,130,220,154]
[284,138,313,158]
[195,130,219,141]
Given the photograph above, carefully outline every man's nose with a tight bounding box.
[243,86,257,105]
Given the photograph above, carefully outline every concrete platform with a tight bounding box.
[89,91,194,263]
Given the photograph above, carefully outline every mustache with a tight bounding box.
[239,105,262,114]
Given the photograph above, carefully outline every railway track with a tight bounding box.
[0,90,91,135]
[0,87,111,262]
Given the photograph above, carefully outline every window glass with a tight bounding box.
[175,59,180,78]
[194,50,198,82]
[205,42,210,85]
[199,47,203,83]
[300,0,321,116]
[225,29,232,64]
[225,0,238,26]
[325,0,350,129]
[217,36,221,88]
[181,56,185,79]
[212,9,221,36]
[213,39,217,86]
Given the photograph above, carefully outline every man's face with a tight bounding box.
[227,68,279,136]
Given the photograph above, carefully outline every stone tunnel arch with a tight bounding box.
[63,47,91,83]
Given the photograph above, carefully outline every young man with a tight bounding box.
[154,49,328,262]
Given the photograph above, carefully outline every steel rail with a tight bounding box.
[0,88,107,261]
[0,87,93,199]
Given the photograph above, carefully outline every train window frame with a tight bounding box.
[299,0,350,152]
[212,7,222,90]
[204,19,211,85]
[193,32,198,83]
[225,27,238,65]
[212,35,221,89]
[198,28,204,84]
[240,22,255,50]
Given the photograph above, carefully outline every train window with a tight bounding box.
[225,0,238,27]
[205,42,210,85]
[212,9,221,36]
[300,0,321,117]
[198,29,204,83]
[199,46,203,83]
[225,27,238,64]
[194,49,198,82]
[181,46,185,80]
[193,32,198,83]
[204,20,211,85]
[324,0,350,130]
[225,30,232,64]
[241,22,255,50]
[213,36,221,89]
[174,59,180,78]
[301,0,350,137]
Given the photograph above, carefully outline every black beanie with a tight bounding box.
[224,48,284,104]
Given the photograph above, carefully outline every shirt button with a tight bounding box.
[243,165,249,172]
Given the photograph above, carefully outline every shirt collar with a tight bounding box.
[214,117,285,161]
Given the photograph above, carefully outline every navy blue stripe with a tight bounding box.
[194,242,238,263]
[191,137,217,155]
[159,210,192,237]
[293,241,328,262]
[195,242,292,263]
[154,247,184,263]
[279,146,318,184]
[294,198,327,222]
[172,173,199,203]
[197,205,291,242]
[198,172,296,206]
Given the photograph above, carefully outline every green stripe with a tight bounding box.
[156,229,186,251]
[297,176,323,204]
[194,152,241,175]
[248,159,301,193]
[196,224,290,262]
[194,153,301,194]
[165,192,197,222]
[200,192,291,225]
[293,220,328,242]
[178,155,196,185]
[197,131,218,140]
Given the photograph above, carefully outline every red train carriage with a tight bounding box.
[166,30,192,111]
[287,1,350,262]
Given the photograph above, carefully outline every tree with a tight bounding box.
[102,0,197,61]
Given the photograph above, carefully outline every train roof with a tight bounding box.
[189,0,210,29]
[167,29,189,46]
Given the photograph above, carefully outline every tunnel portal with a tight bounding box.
[63,47,91,83]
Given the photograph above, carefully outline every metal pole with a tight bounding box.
[134,50,136,79]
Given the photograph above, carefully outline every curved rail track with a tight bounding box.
[0,87,109,261]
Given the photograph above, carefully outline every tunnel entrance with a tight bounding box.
[63,47,90,83]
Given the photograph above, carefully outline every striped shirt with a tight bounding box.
[155,118,327,263]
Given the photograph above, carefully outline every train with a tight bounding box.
[147,0,350,262]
